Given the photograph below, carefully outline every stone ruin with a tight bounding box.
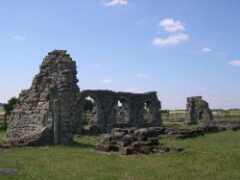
[186,96,213,125]
[77,90,161,134]
[7,50,80,145]
[6,50,162,146]
[5,50,220,150]
[96,127,183,155]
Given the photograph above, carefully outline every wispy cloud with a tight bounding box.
[136,73,149,79]
[153,18,189,48]
[201,48,212,53]
[11,35,26,41]
[104,0,128,6]
[100,79,113,84]
[159,18,185,33]
[229,60,240,66]
[153,33,189,47]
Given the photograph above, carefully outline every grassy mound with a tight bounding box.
[0,131,240,180]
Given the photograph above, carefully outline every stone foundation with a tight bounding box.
[96,127,183,155]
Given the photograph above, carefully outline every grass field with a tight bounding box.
[0,105,4,112]
[0,130,240,180]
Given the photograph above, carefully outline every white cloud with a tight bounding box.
[202,48,212,53]
[11,35,26,41]
[100,79,113,84]
[136,73,149,79]
[125,88,143,93]
[229,60,240,66]
[153,33,189,47]
[153,18,189,48]
[104,0,128,6]
[160,18,185,33]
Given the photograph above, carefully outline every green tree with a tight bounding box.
[3,97,18,129]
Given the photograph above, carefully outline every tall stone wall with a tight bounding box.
[6,50,162,146]
[186,96,213,125]
[7,50,80,145]
[77,90,161,133]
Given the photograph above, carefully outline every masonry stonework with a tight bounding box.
[6,50,162,146]
[186,96,213,125]
[7,50,80,145]
[77,90,162,133]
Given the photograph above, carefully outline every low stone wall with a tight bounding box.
[162,109,240,125]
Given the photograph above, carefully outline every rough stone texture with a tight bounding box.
[164,126,205,139]
[186,96,213,125]
[76,90,162,133]
[96,127,182,155]
[7,50,80,145]
[164,125,229,139]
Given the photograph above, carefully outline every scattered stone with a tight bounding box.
[0,141,12,149]
[164,127,204,139]
[0,168,18,174]
[96,127,181,155]
[164,125,228,139]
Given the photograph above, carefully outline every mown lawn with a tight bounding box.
[0,131,240,180]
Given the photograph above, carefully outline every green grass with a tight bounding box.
[1,131,240,180]
[0,107,4,125]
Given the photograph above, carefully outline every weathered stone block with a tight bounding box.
[96,127,178,155]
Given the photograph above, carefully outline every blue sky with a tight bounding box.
[0,0,240,109]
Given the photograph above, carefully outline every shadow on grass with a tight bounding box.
[70,141,96,149]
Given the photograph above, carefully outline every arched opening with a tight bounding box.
[115,98,130,124]
[143,101,153,123]
[82,96,98,128]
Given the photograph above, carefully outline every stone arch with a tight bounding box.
[76,90,117,133]
[76,90,162,134]
[141,92,162,127]
[114,97,130,125]
[76,91,101,133]
[143,101,154,123]
[82,96,98,127]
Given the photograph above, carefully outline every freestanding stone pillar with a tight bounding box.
[7,50,80,145]
[185,96,213,125]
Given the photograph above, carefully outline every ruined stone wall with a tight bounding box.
[186,96,213,125]
[77,90,161,133]
[6,50,162,145]
[7,50,80,145]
